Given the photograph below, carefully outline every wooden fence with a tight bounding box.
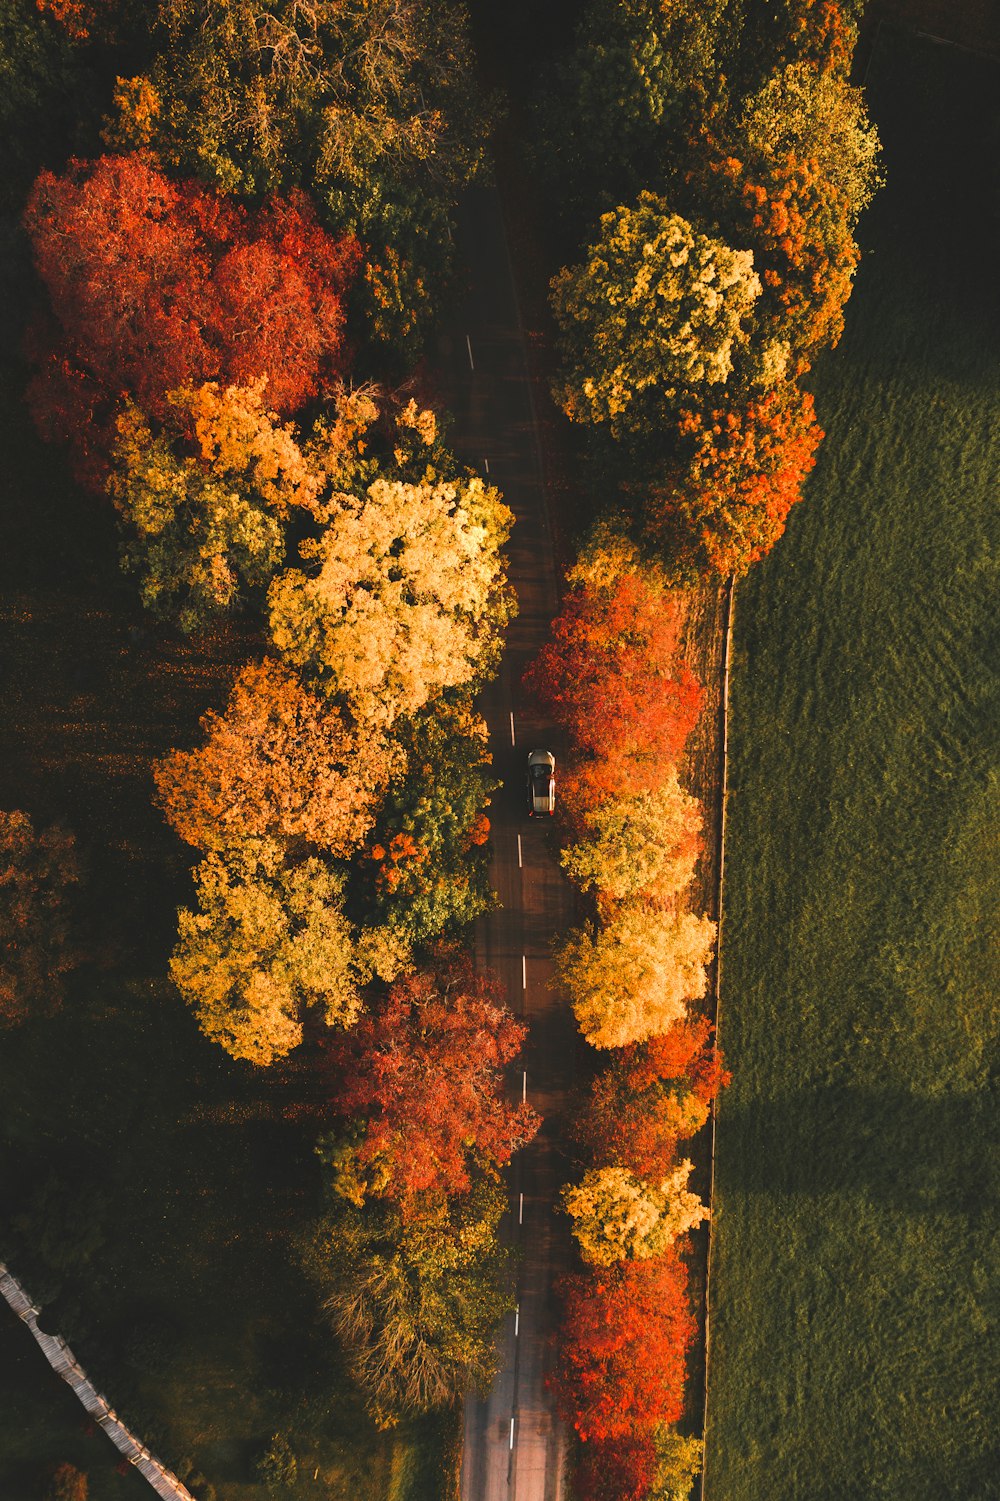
[0,1263,196,1501]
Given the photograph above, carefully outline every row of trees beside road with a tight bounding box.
[517,2,881,1491]
[3,0,530,1453]
[524,529,727,1498]
[540,0,880,578]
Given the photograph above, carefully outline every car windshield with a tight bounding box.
[531,766,551,781]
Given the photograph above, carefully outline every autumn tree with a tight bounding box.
[556,902,715,1049]
[24,155,359,487]
[0,810,81,1028]
[646,381,823,575]
[268,472,513,727]
[154,658,393,860]
[563,1163,708,1266]
[524,544,703,807]
[170,849,407,1066]
[304,1176,510,1420]
[356,699,497,944]
[318,951,537,1205]
[560,776,702,906]
[108,383,317,630]
[103,0,491,349]
[553,1250,696,1442]
[45,1462,88,1501]
[551,194,761,436]
[575,1017,728,1177]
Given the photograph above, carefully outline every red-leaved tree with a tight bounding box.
[23,154,360,487]
[575,1017,729,1178]
[523,568,703,813]
[573,1436,657,1501]
[552,1249,696,1443]
[320,950,539,1204]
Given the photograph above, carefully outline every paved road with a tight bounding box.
[444,185,577,1501]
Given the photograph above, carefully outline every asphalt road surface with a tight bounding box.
[444,186,578,1501]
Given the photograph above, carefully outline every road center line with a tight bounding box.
[465,333,475,371]
[518,1192,524,1226]
[517,833,522,868]
[522,1070,527,1102]
[484,456,490,475]
[509,1417,515,1450]
[521,955,527,990]
[514,1303,519,1337]
[509,710,516,746]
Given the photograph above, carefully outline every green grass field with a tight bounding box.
[708,31,999,1501]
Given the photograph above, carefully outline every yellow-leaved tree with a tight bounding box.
[562,1162,708,1266]
[550,193,761,435]
[560,776,703,904]
[556,900,715,1048]
[109,380,320,631]
[268,474,514,726]
[171,849,409,1066]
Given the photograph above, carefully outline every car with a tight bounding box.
[526,749,556,817]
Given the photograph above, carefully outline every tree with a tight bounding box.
[0,810,81,1027]
[572,1428,704,1501]
[739,61,881,218]
[268,473,513,727]
[103,0,491,350]
[553,1250,696,1442]
[551,194,761,436]
[108,385,309,631]
[646,382,823,576]
[154,657,393,859]
[24,155,360,487]
[556,902,716,1049]
[46,1462,88,1501]
[563,1163,708,1267]
[523,555,703,807]
[318,951,538,1204]
[356,699,497,944]
[533,0,728,227]
[304,1177,510,1421]
[651,1431,705,1501]
[689,138,859,370]
[560,777,703,905]
[170,850,406,1065]
[575,1017,728,1177]
[255,1434,297,1492]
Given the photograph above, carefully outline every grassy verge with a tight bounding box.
[708,30,999,1501]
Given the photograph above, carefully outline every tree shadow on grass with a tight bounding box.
[717,1085,998,1216]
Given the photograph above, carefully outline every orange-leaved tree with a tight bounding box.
[23,154,360,487]
[552,1249,696,1443]
[574,1017,729,1177]
[645,381,823,576]
[317,950,539,1205]
[154,657,395,861]
[523,549,703,813]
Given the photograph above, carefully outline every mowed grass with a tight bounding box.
[707,32,999,1501]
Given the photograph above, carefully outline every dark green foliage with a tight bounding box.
[352,698,498,947]
[302,1176,512,1423]
[104,0,494,355]
[254,1433,297,1493]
